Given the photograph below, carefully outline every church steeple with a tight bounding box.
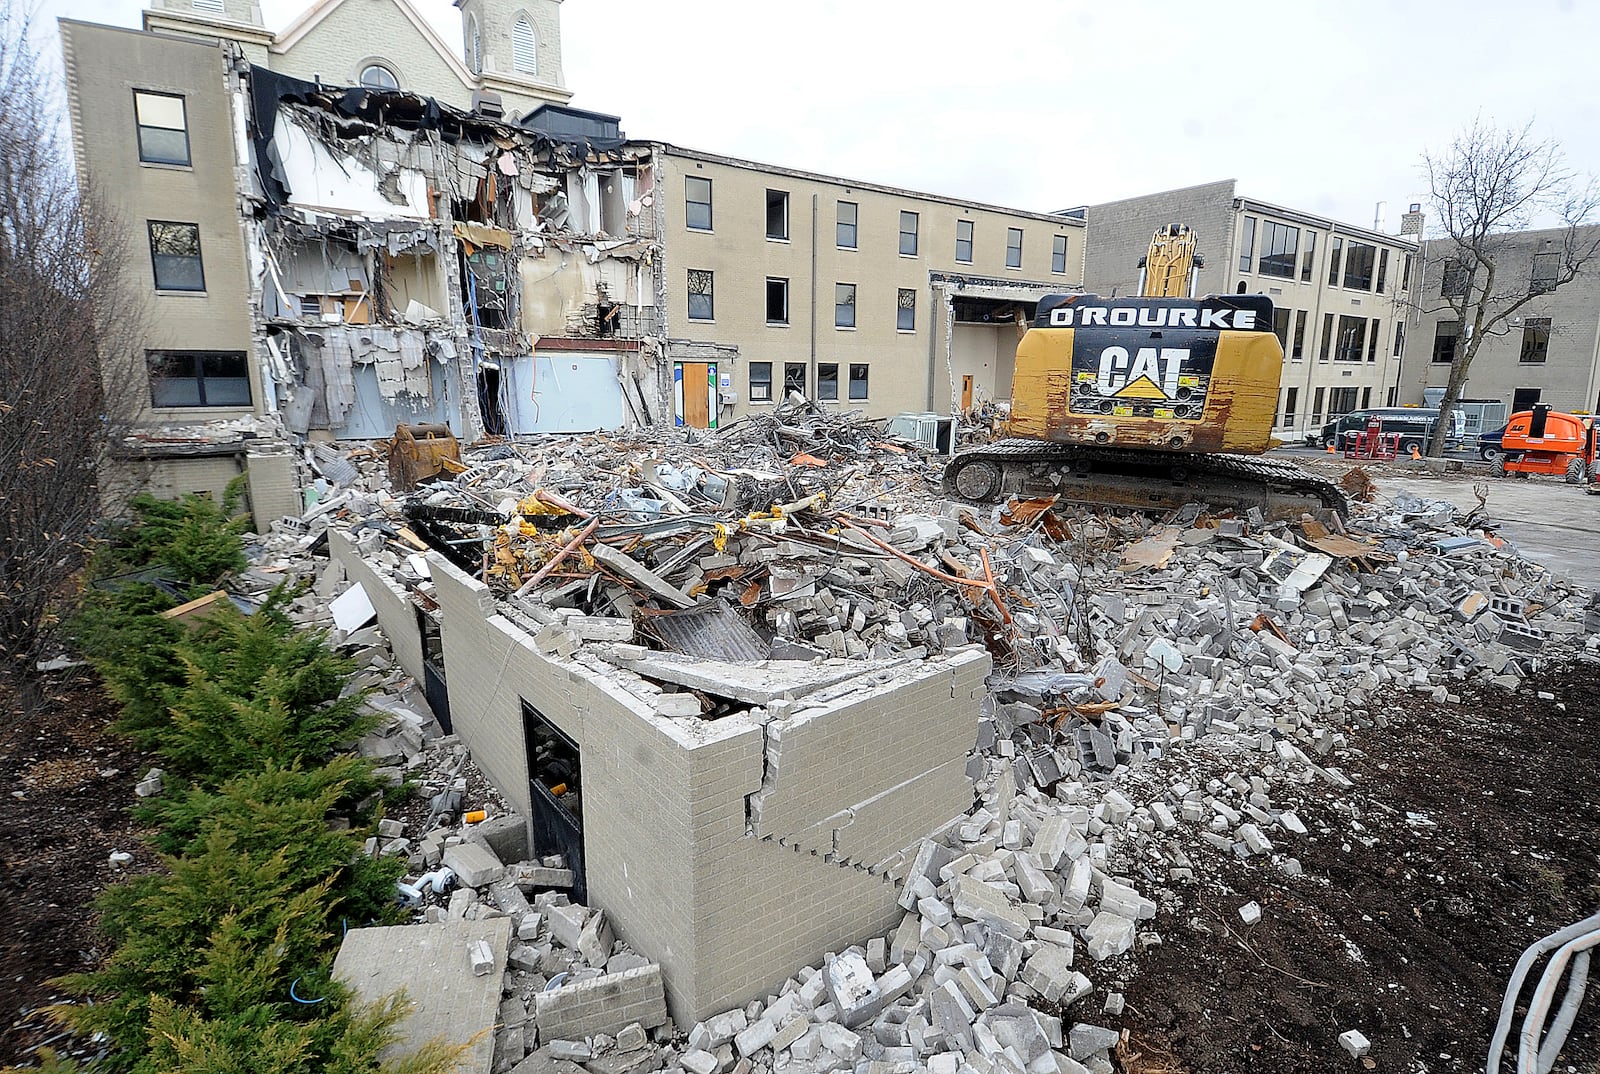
[455,0,565,90]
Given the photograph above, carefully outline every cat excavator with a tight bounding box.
[942,224,1346,517]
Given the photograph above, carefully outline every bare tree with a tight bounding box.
[0,1,144,692]
[1418,117,1600,456]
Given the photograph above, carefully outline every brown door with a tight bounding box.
[961,375,974,411]
[681,363,710,428]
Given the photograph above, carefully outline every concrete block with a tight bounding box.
[445,841,506,888]
[474,814,531,864]
[468,939,495,976]
[681,1051,719,1074]
[1338,1029,1371,1058]
[1238,901,1262,926]
[734,1018,777,1057]
[1084,912,1136,960]
[533,965,668,1040]
[1068,1023,1119,1060]
[950,877,1030,939]
[548,903,589,950]
[1016,942,1074,1003]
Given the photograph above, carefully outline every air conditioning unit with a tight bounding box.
[472,89,504,120]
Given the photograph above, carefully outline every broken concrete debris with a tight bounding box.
[209,426,1597,1072]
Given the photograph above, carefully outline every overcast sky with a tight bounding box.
[34,0,1600,233]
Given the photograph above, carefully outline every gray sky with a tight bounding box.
[33,0,1600,232]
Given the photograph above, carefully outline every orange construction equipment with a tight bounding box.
[1495,405,1599,482]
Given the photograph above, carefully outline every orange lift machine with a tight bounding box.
[1496,404,1599,483]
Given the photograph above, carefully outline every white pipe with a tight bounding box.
[1536,949,1589,1074]
[1518,926,1600,1073]
[1487,910,1600,1074]
[396,867,456,906]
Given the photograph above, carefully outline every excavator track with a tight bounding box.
[943,439,1348,520]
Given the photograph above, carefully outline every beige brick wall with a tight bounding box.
[533,964,667,1039]
[244,450,301,532]
[330,530,426,683]
[61,21,257,425]
[658,147,1084,420]
[418,554,988,1024]
[1084,180,1237,298]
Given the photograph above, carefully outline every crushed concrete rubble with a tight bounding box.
[197,424,1598,1073]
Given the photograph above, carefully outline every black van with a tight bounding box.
[1306,408,1465,452]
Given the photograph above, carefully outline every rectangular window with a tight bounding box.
[1367,317,1381,362]
[1387,387,1399,406]
[818,362,840,401]
[899,211,919,256]
[955,219,973,263]
[1393,321,1405,357]
[766,277,788,324]
[897,288,916,331]
[147,350,250,407]
[749,361,773,402]
[1441,259,1468,297]
[1319,312,1335,361]
[1273,307,1291,350]
[685,176,712,231]
[148,221,205,291]
[1334,315,1367,362]
[1327,237,1343,286]
[1300,231,1316,283]
[1005,227,1023,268]
[1361,386,1373,409]
[835,282,856,328]
[686,268,713,320]
[1239,216,1256,273]
[1432,321,1461,364]
[1342,242,1376,290]
[134,90,190,166]
[1283,386,1299,427]
[1051,234,1069,274]
[1292,310,1307,359]
[1520,317,1551,363]
[766,189,789,240]
[1531,252,1559,292]
[1329,386,1358,417]
[1258,221,1299,278]
[783,362,806,396]
[1312,386,1326,425]
[1375,248,1389,293]
[849,363,869,400]
[1402,252,1414,291]
[836,201,858,249]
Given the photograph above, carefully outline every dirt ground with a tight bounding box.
[0,668,156,1068]
[1118,660,1600,1073]
[3,656,1598,1071]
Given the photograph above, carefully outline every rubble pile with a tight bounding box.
[220,429,1597,1073]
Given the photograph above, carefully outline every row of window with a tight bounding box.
[1440,254,1560,298]
[749,361,869,403]
[1268,306,1397,364]
[687,178,1071,272]
[1431,318,1551,364]
[1278,385,1397,430]
[1237,215,1412,295]
[688,270,919,331]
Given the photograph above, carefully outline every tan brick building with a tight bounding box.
[652,147,1086,426]
[1083,181,1419,441]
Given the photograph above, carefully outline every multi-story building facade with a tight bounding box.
[652,147,1085,423]
[1399,225,1600,417]
[1083,180,1419,440]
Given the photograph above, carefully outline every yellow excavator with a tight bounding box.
[942,225,1345,516]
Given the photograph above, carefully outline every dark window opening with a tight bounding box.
[1342,242,1376,290]
[1512,387,1542,412]
[1393,322,1405,357]
[522,701,584,901]
[1329,386,1358,418]
[1291,310,1307,359]
[766,277,788,324]
[1283,386,1299,427]
[897,288,916,331]
[687,268,714,321]
[464,247,509,328]
[849,363,869,400]
[1520,318,1551,363]
[596,301,619,337]
[818,363,839,401]
[749,361,773,402]
[1361,386,1373,409]
[1312,386,1326,425]
[148,220,204,291]
[1327,237,1343,286]
[1300,231,1316,282]
[1258,221,1298,278]
[1531,252,1559,292]
[835,283,856,328]
[1441,259,1469,297]
[1334,315,1367,362]
[1319,312,1335,360]
[1238,216,1256,274]
[899,211,919,256]
[477,366,507,435]
[148,350,250,407]
[783,362,807,397]
[837,201,858,249]
[1375,248,1390,293]
[1273,307,1291,350]
[1367,317,1381,362]
[1432,321,1461,364]
[766,189,789,241]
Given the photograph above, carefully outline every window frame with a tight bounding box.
[1327,237,1343,286]
[1342,242,1376,291]
[1051,234,1068,274]
[848,363,869,401]
[1375,248,1389,293]
[766,189,790,242]
[1366,317,1381,362]
[1300,231,1316,283]
[834,282,856,329]
[955,219,973,264]
[686,268,714,321]
[1319,312,1334,361]
[836,200,858,249]
[1257,220,1299,279]
[1238,216,1256,274]
[748,361,773,402]
[1291,309,1307,359]
[146,349,251,408]
[1531,252,1559,292]
[1520,317,1551,363]
[511,16,537,74]
[134,90,191,167]
[1441,259,1469,298]
[358,64,399,90]
[765,277,789,326]
[817,362,840,401]
[147,220,206,292]
[899,210,919,257]
[1333,314,1367,362]
[783,362,806,397]
[896,287,916,332]
[1432,321,1462,364]
[1005,227,1023,269]
[684,176,713,232]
